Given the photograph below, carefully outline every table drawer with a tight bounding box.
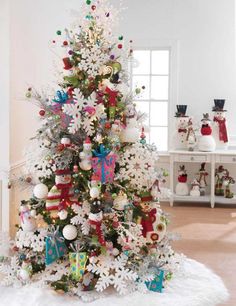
[178,154,207,162]
[219,155,236,163]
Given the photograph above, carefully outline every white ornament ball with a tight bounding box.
[58,209,68,220]
[33,183,48,199]
[89,187,100,199]
[112,248,120,256]
[62,224,77,240]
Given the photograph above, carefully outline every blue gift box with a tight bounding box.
[145,269,164,293]
[45,231,67,265]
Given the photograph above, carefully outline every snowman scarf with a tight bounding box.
[56,183,74,209]
[213,117,228,143]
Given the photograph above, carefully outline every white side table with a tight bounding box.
[169,150,236,208]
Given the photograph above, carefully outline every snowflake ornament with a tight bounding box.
[16,228,47,253]
[117,222,146,255]
[87,254,138,294]
[78,44,109,77]
[118,142,159,190]
[0,256,21,287]
[71,202,91,235]
[63,89,98,134]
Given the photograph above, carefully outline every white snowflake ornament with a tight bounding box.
[118,142,159,190]
[87,254,138,294]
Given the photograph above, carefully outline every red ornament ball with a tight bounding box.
[91,5,96,10]
[39,109,45,116]
[105,122,111,129]
[118,44,123,49]
[73,165,79,173]
[63,41,68,46]
[52,40,56,44]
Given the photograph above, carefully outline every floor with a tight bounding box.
[162,202,236,306]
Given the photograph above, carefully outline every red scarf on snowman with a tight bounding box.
[213,117,228,143]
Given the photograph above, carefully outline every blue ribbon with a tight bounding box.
[92,145,112,183]
[53,90,69,104]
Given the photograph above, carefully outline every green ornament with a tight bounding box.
[86,0,91,4]
[140,139,146,145]
[26,92,31,98]
[112,193,117,199]
[56,30,61,35]
[110,61,122,74]
[135,88,141,95]
[109,106,116,119]
[118,35,123,41]
[117,101,125,110]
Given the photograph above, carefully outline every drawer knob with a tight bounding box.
[191,157,194,161]
[233,157,236,162]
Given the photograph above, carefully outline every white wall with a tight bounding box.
[119,0,236,140]
[9,0,236,165]
[0,0,10,231]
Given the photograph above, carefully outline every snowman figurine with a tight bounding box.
[198,113,216,152]
[186,118,197,151]
[212,99,228,150]
[46,169,76,212]
[79,137,92,171]
[20,203,36,232]
[120,103,139,143]
[172,105,189,150]
[197,162,208,196]
[88,175,102,199]
[150,180,161,201]
[190,179,200,197]
[140,202,167,244]
[18,260,33,283]
[175,165,189,196]
[113,191,129,211]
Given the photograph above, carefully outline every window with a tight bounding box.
[131,49,170,152]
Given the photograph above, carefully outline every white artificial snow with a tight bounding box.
[0,258,229,306]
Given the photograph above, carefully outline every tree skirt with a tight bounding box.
[0,258,229,306]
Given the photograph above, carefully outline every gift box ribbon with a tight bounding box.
[47,227,65,258]
[93,145,113,183]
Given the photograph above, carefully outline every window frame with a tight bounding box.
[130,41,179,154]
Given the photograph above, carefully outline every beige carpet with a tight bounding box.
[162,202,236,306]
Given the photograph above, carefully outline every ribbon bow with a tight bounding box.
[70,240,83,253]
[53,90,69,104]
[105,87,118,106]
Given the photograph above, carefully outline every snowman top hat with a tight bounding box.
[201,113,211,122]
[175,105,188,117]
[199,162,207,172]
[212,99,227,112]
